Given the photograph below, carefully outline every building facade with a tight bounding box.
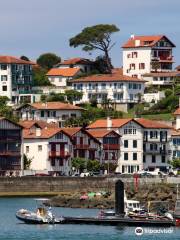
[0,118,23,176]
[0,56,36,104]
[122,35,175,80]
[17,102,84,127]
[72,69,146,112]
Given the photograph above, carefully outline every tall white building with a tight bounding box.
[0,56,36,103]
[122,35,176,85]
[72,68,146,112]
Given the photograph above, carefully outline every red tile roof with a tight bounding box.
[19,120,58,129]
[174,108,180,115]
[122,35,175,48]
[88,118,132,129]
[23,128,61,139]
[134,118,172,129]
[87,129,121,138]
[61,127,82,137]
[0,56,36,65]
[46,67,80,77]
[60,58,93,65]
[24,102,84,111]
[71,68,146,83]
[175,65,180,71]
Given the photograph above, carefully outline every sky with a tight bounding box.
[0,0,180,67]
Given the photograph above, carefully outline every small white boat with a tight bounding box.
[16,198,64,224]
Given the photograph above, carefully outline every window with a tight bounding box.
[41,111,44,117]
[1,64,7,70]
[124,140,128,148]
[38,145,42,152]
[56,132,63,139]
[1,75,7,81]
[130,63,135,70]
[51,159,55,166]
[124,153,128,160]
[150,131,158,139]
[133,153,137,160]
[139,63,145,69]
[133,140,137,148]
[162,155,166,163]
[152,155,156,163]
[143,155,146,163]
[26,146,29,153]
[2,86,7,91]
[124,126,136,135]
[132,52,138,58]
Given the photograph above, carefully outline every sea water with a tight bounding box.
[0,198,179,240]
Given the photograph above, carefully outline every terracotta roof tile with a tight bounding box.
[60,58,93,65]
[46,67,80,77]
[88,118,132,129]
[122,35,175,48]
[171,129,180,136]
[174,108,180,115]
[29,102,84,111]
[23,128,61,139]
[71,68,146,83]
[87,129,120,138]
[0,56,36,65]
[175,65,180,71]
[19,120,58,129]
[134,118,172,129]
[61,127,81,137]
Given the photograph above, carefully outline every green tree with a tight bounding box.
[47,92,65,102]
[87,159,100,172]
[65,90,83,104]
[69,24,119,73]
[33,67,51,86]
[37,53,61,70]
[101,162,118,173]
[23,154,33,170]
[20,55,30,61]
[0,96,19,122]
[169,159,180,169]
[72,157,86,173]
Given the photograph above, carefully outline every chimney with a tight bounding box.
[135,39,140,47]
[35,128,41,137]
[130,34,135,39]
[107,117,112,130]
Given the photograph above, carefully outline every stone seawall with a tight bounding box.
[0,176,179,194]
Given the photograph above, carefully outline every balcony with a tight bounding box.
[49,151,70,158]
[74,144,91,149]
[0,151,21,156]
[144,149,167,154]
[103,144,120,150]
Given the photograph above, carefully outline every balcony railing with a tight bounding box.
[49,151,70,158]
[143,149,167,154]
[0,151,21,156]
[74,144,90,149]
[103,144,120,150]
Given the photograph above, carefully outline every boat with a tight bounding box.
[16,198,64,224]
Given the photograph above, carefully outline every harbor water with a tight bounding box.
[0,198,179,240]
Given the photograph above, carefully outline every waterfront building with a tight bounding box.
[0,117,23,175]
[17,102,84,127]
[122,35,176,82]
[88,118,171,173]
[0,56,36,104]
[72,68,146,112]
[87,129,121,166]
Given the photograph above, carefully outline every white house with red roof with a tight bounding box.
[87,117,171,173]
[122,35,176,85]
[0,56,37,104]
[46,67,81,88]
[17,102,84,127]
[72,68,146,112]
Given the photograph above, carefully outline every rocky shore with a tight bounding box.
[49,183,178,210]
